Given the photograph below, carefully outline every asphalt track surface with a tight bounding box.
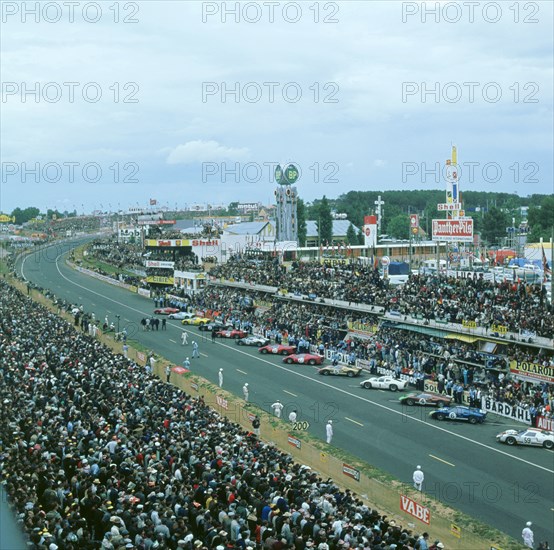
[16,240,554,544]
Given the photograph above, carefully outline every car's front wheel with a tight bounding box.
[363,382,372,389]
[281,351,289,355]
[405,398,415,406]
[506,436,516,446]
[543,440,553,449]
[435,413,446,421]
[237,341,244,345]
[347,371,354,378]
[322,370,329,376]
[260,349,268,354]
[285,358,293,364]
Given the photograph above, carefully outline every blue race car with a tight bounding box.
[429,405,487,424]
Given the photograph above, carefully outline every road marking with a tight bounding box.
[124,318,130,322]
[43,247,554,476]
[200,352,209,358]
[283,389,297,397]
[345,417,364,427]
[429,454,455,467]
[236,369,248,375]
[169,339,177,343]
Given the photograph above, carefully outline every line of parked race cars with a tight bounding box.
[155,308,554,450]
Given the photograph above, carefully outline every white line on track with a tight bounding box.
[41,248,554,476]
[169,339,177,344]
[345,417,364,427]
[429,454,455,467]
[236,369,248,375]
[283,390,297,397]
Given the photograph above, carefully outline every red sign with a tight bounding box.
[536,416,554,431]
[432,219,473,242]
[288,435,301,449]
[192,240,219,246]
[400,495,430,525]
[410,214,419,228]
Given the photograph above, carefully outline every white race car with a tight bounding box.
[168,311,195,320]
[360,376,408,392]
[496,428,554,449]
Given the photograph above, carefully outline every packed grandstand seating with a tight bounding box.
[0,281,446,549]
[209,259,554,338]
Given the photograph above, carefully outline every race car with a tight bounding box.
[318,365,362,377]
[258,344,296,356]
[236,335,270,346]
[216,329,248,339]
[429,405,487,424]
[198,320,233,331]
[153,307,180,315]
[360,376,408,392]
[182,317,211,326]
[168,311,195,320]
[496,428,554,449]
[398,392,452,407]
[283,353,324,366]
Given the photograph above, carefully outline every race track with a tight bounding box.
[17,240,554,543]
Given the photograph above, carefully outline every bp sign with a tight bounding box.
[275,163,299,185]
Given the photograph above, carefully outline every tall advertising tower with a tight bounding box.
[274,164,299,242]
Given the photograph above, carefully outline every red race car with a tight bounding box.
[216,329,248,339]
[258,344,296,356]
[153,307,180,315]
[283,353,324,366]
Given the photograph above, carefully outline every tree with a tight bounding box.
[296,198,307,246]
[10,206,40,224]
[386,214,410,239]
[314,196,333,244]
[346,223,358,245]
[481,207,509,246]
[528,195,554,242]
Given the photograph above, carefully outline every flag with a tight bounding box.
[542,245,551,279]
[150,199,157,206]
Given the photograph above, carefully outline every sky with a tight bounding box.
[1,0,553,213]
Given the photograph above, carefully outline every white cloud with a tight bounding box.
[166,140,250,165]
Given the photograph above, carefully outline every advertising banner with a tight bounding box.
[481,398,532,424]
[146,239,219,248]
[138,288,151,298]
[342,463,361,482]
[432,219,474,242]
[288,435,301,449]
[146,276,175,285]
[510,361,554,384]
[536,416,554,431]
[400,496,430,525]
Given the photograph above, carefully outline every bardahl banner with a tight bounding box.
[510,361,554,384]
[481,398,532,425]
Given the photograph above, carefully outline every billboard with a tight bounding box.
[145,260,175,269]
[432,219,473,242]
[510,360,554,384]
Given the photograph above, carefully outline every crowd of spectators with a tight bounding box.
[0,280,443,550]
[209,260,553,338]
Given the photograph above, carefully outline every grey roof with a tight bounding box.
[306,220,359,238]
[224,221,270,235]
[173,219,198,230]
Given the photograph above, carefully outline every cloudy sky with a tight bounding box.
[1,0,552,213]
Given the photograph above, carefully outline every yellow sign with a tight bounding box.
[462,320,477,329]
[0,215,15,223]
[146,276,175,285]
[451,523,461,538]
[320,452,328,463]
[491,324,507,334]
[347,321,378,334]
[129,285,138,293]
